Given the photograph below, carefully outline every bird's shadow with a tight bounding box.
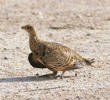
[0,75,69,91]
[0,74,75,83]
[0,75,56,83]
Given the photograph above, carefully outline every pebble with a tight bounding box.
[4,57,8,60]
[16,47,20,49]
[86,33,91,36]
[3,48,7,50]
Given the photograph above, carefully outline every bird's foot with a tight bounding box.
[57,72,78,79]
[38,73,57,78]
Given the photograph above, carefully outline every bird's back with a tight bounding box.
[34,40,84,71]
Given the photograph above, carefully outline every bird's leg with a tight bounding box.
[60,71,65,79]
[52,71,57,78]
[39,70,57,78]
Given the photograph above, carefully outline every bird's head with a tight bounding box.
[21,24,38,37]
[21,25,34,33]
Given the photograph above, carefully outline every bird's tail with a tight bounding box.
[83,58,95,68]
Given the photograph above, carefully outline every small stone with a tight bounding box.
[89,76,91,78]
[86,33,91,36]
[83,75,86,77]
[88,26,95,30]
[16,47,20,49]
[76,96,80,100]
[75,73,77,77]
[4,57,8,60]
[95,40,99,42]
[4,48,7,50]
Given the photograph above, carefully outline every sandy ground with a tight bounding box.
[0,0,110,100]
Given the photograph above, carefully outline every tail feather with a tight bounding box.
[84,58,95,68]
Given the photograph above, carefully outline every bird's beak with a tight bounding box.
[21,26,25,29]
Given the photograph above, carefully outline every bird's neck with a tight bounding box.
[29,29,39,41]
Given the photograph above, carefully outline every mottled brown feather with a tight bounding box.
[28,53,47,68]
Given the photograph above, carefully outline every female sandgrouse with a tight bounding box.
[22,25,95,78]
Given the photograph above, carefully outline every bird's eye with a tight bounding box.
[27,26,32,30]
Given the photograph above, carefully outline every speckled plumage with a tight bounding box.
[22,25,95,78]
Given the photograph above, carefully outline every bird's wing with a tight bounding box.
[28,53,47,68]
[40,42,77,71]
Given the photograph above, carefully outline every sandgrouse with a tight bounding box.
[22,25,95,78]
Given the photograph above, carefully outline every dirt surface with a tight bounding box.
[0,0,110,100]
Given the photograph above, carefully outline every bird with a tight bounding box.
[22,25,95,78]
